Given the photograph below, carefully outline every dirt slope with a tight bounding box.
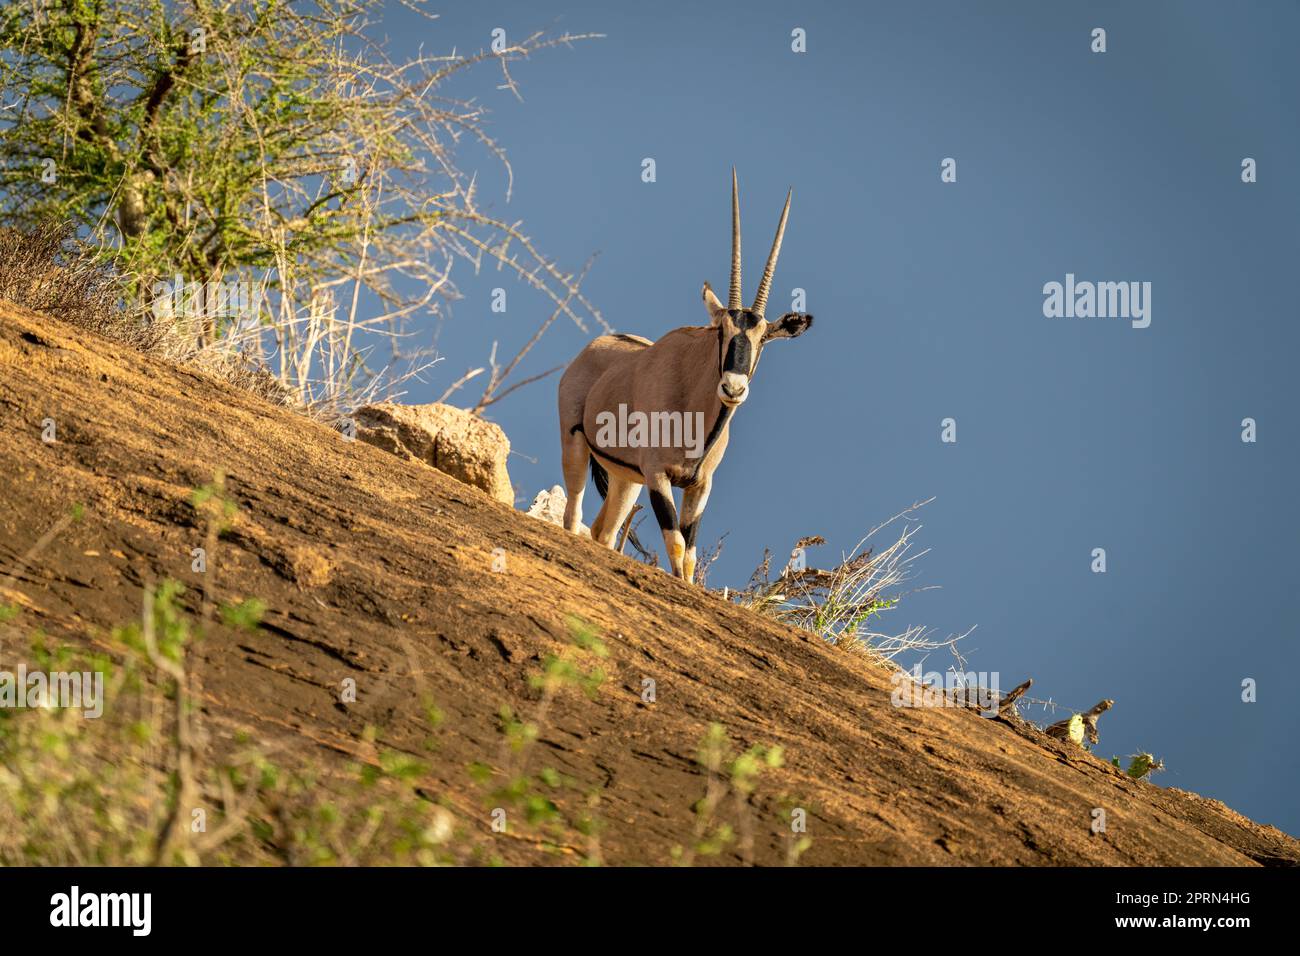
[0,300,1295,866]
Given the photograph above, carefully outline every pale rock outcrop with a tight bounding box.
[526,484,589,536]
[354,402,513,505]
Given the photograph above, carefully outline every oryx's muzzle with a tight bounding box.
[718,372,749,406]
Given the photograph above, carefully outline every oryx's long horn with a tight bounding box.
[729,168,742,310]
[751,188,791,317]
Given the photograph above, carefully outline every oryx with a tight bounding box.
[557,170,814,582]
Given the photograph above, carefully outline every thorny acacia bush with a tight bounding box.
[0,0,606,416]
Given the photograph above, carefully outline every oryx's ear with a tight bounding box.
[763,312,813,341]
[702,281,728,326]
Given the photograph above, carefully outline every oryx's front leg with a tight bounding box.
[646,473,686,579]
[678,477,712,585]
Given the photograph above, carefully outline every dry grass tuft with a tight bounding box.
[0,222,298,410]
[732,498,972,663]
[0,221,120,332]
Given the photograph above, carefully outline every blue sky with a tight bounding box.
[376,1,1300,837]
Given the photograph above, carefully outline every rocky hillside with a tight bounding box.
[0,300,1295,866]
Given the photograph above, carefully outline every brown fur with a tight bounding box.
[556,175,813,582]
[578,326,729,484]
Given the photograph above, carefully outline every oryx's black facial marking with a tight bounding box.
[648,488,678,532]
[720,309,762,377]
[723,333,753,376]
